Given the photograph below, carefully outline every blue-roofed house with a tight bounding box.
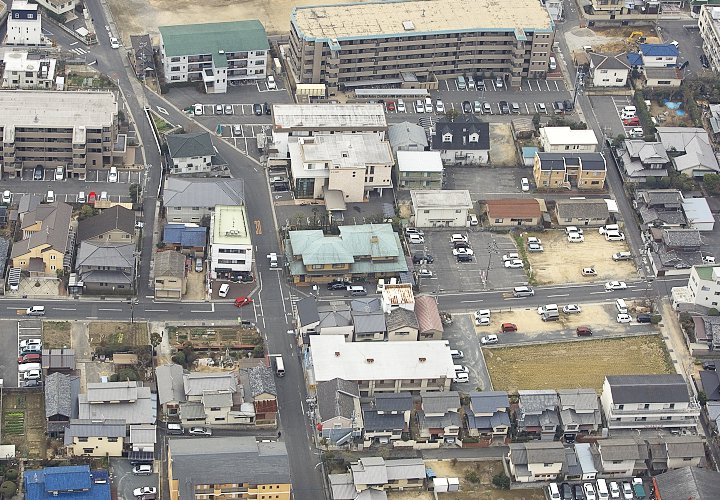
[639,43,679,67]
[522,147,539,167]
[163,224,207,257]
[25,465,110,500]
[464,391,511,441]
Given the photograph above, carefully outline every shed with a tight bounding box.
[682,198,714,232]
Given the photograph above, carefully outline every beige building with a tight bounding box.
[533,152,607,190]
[153,251,187,301]
[508,441,565,483]
[700,6,720,74]
[64,419,126,457]
[11,202,73,276]
[289,0,554,93]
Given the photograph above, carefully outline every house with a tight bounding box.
[516,390,560,440]
[128,423,157,464]
[156,363,185,418]
[595,438,648,477]
[35,0,76,16]
[654,466,720,500]
[77,206,135,244]
[45,373,80,436]
[247,365,278,426]
[533,152,607,190]
[619,140,671,182]
[649,228,706,275]
[647,435,705,473]
[1,51,56,89]
[316,303,354,340]
[153,250,186,301]
[17,194,43,223]
[285,224,408,284]
[571,443,598,481]
[296,297,320,335]
[431,115,490,165]
[381,283,415,313]
[387,122,428,153]
[688,265,720,309]
[557,389,601,437]
[640,189,684,210]
[485,199,542,228]
[129,34,156,80]
[539,127,599,153]
[361,392,413,444]
[179,372,250,426]
[555,199,609,227]
[589,53,630,87]
[385,307,419,341]
[316,378,363,446]
[11,202,73,276]
[25,465,110,500]
[508,441,566,483]
[410,190,473,228]
[78,381,156,427]
[75,242,135,295]
[682,197,714,231]
[463,391,510,439]
[163,177,244,224]
[656,127,720,178]
[42,349,75,373]
[6,1,47,47]
[210,205,253,280]
[329,457,425,499]
[637,43,680,67]
[162,224,208,256]
[166,132,216,175]
[414,295,444,340]
[350,297,387,342]
[700,369,720,401]
[308,335,456,396]
[643,67,684,88]
[167,437,291,500]
[63,419,126,457]
[416,391,461,442]
[600,374,700,431]
[396,151,443,190]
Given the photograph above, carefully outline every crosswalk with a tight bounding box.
[70,47,89,56]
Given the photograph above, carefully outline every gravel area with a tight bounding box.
[474,304,615,337]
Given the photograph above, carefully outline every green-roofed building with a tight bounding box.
[159,20,269,94]
[285,224,408,283]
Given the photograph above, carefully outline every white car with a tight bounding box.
[414,100,425,113]
[521,178,530,192]
[527,236,541,245]
[481,334,498,345]
[453,371,469,383]
[450,234,468,243]
[133,487,157,497]
[188,427,212,436]
[450,349,464,359]
[55,166,64,181]
[453,247,474,256]
[604,281,628,291]
[605,231,626,242]
[475,309,491,319]
[468,214,478,226]
[563,304,582,314]
[424,99,433,113]
[582,267,597,276]
[504,259,524,269]
[567,232,584,243]
[502,253,519,262]
[537,102,547,114]
[617,313,632,324]
[475,316,491,326]
[609,481,621,499]
[584,483,597,500]
[24,369,41,380]
[267,75,277,90]
[20,338,42,349]
[436,100,445,113]
[397,99,406,112]
[405,227,424,236]
[528,242,544,252]
[417,269,433,278]
[110,37,120,49]
[194,104,203,116]
[2,190,10,204]
[565,226,584,235]
[621,482,633,500]
[408,234,425,244]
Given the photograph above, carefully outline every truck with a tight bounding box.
[632,478,646,499]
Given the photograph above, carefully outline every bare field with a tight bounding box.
[473,304,615,337]
[2,389,47,459]
[88,321,149,347]
[485,335,674,393]
[43,321,72,349]
[524,231,637,285]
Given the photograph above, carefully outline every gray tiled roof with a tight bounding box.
[154,250,186,278]
[385,307,419,332]
[329,473,356,500]
[129,424,157,445]
[202,392,233,408]
[510,441,566,465]
[556,199,609,220]
[654,466,720,500]
[79,384,155,425]
[558,389,599,411]
[317,303,352,329]
[317,378,359,421]
[373,392,413,412]
[77,205,135,242]
[590,52,630,70]
[351,457,388,486]
[469,391,510,415]
[599,438,646,461]
[179,401,205,420]
[155,364,186,405]
[352,310,386,335]
[248,365,277,398]
[519,389,559,414]
[12,202,73,258]
[606,374,690,404]
[76,241,135,271]
[183,372,237,396]
[465,406,511,430]
[163,177,245,208]
[661,228,702,248]
[167,131,215,159]
[663,435,705,458]
[418,409,462,430]
[63,419,126,445]
[350,297,383,313]
[421,391,460,414]
[45,372,80,419]
[296,297,320,327]
[362,407,406,432]
[640,189,683,207]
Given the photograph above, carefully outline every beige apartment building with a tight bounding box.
[0,90,122,179]
[289,0,554,93]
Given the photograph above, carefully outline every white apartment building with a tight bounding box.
[700,6,720,73]
[2,51,56,89]
[7,1,46,46]
[539,127,599,153]
[687,265,720,308]
[35,0,75,15]
[543,0,564,20]
[209,205,253,279]
[159,20,269,94]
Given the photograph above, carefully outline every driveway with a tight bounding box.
[442,313,492,391]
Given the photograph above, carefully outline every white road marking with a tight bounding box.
[145,309,168,312]
[547,294,570,298]
[54,307,77,311]
[98,308,122,311]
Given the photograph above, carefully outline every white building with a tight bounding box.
[700,6,720,73]
[35,0,75,16]
[688,265,720,309]
[166,132,216,175]
[159,20,269,94]
[539,127,599,153]
[209,205,253,279]
[6,1,46,46]
[589,53,630,87]
[1,51,56,89]
[396,151,443,190]
[410,190,474,228]
[542,0,564,20]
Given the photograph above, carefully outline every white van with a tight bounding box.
[596,478,609,500]
[218,283,230,298]
[46,190,55,203]
[599,224,620,235]
[457,75,466,90]
[548,483,561,500]
[346,285,367,296]
[513,286,535,297]
[26,305,46,316]
[18,363,42,373]
[108,166,118,183]
[274,355,285,377]
[615,298,628,314]
[549,56,557,70]
[376,279,386,293]
[622,105,637,115]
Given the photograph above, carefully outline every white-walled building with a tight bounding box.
[700,6,720,73]
[35,0,75,16]
[166,132,216,175]
[410,190,473,228]
[2,51,56,89]
[396,151,443,190]
[159,20,269,94]
[688,265,720,309]
[209,205,253,279]
[542,0,564,20]
[539,127,599,153]
[589,53,630,87]
[7,1,46,46]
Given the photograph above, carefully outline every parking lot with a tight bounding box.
[17,319,43,387]
[445,167,532,199]
[219,123,271,157]
[0,320,21,388]
[441,313,491,391]
[110,458,158,500]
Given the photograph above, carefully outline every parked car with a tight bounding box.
[18,353,41,364]
[264,102,271,115]
[453,241,471,250]
[462,101,472,114]
[495,76,504,88]
[521,178,530,192]
[616,313,632,324]
[500,323,518,333]
[621,482,633,500]
[563,304,582,314]
[34,165,44,180]
[3,190,12,204]
[133,487,157,497]
[20,338,42,349]
[537,102,547,114]
[267,75,277,90]
[612,252,632,261]
[132,464,153,476]
[215,104,223,115]
[475,309,491,319]
[482,102,492,114]
[453,371,469,383]
[499,100,510,114]
[604,281,627,291]
[475,316,490,326]
[623,117,640,126]
[553,101,564,114]
[702,361,716,371]
[504,259,523,269]
[473,101,482,113]
[450,349,464,359]
[576,326,593,337]
[435,100,444,113]
[450,234,468,243]
[453,247,474,257]
[327,280,351,290]
[636,313,652,323]
[528,242,543,252]
[511,102,520,114]
[193,103,203,116]
[457,253,473,262]
[55,166,64,181]
[253,103,263,115]
[481,334,498,345]
[584,483,596,500]
[188,427,212,436]
[567,232,584,243]
[701,54,710,69]
[414,99,425,113]
[385,100,396,112]
[110,37,120,49]
[417,269,433,278]
[24,369,41,380]
[408,234,425,244]
[396,99,406,112]
[224,104,233,115]
[412,253,434,264]
[468,214,478,226]
[582,267,597,276]
[405,227,424,236]
[502,253,519,262]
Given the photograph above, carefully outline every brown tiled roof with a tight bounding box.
[414,295,443,334]
[486,199,541,218]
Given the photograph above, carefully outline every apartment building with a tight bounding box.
[2,51,56,89]
[6,1,45,46]
[539,127,599,153]
[410,189,473,228]
[209,205,253,279]
[288,0,554,93]
[159,20,269,94]
[687,265,720,308]
[700,6,720,73]
[0,90,119,179]
[533,152,607,190]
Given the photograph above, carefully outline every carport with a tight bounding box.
[323,188,346,222]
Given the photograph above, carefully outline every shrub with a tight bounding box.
[492,473,511,490]
[0,481,17,496]
[465,470,481,484]
[4,469,18,481]
[708,308,720,317]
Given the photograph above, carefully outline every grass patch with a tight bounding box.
[485,334,674,393]
[43,321,72,349]
[88,321,149,347]
[2,389,46,458]
[3,412,25,435]
[511,233,536,286]
[152,113,174,133]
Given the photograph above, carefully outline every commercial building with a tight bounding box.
[159,20,269,94]
[210,205,253,279]
[0,90,120,179]
[533,152,607,190]
[289,0,554,93]
[410,190,473,228]
[700,6,720,73]
[396,151,443,190]
[539,127,599,153]
[2,51,56,89]
[6,1,46,46]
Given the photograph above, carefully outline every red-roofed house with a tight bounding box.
[485,199,542,228]
[415,295,443,340]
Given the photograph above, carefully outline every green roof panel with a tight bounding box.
[159,20,269,58]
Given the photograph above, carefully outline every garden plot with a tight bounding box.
[1,389,47,459]
[88,322,149,348]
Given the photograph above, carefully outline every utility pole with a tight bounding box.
[572,66,586,110]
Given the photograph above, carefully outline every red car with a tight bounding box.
[234,297,253,308]
[623,117,640,126]
[88,191,97,204]
[18,353,41,364]
[385,101,396,112]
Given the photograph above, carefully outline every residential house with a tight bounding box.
[163,177,244,224]
[247,365,278,426]
[533,152,607,190]
[600,374,700,431]
[410,190,473,228]
[649,228,705,275]
[656,127,720,178]
[350,297,387,342]
[619,140,671,182]
[508,441,566,483]
[166,132,216,175]
[643,67,684,88]
[329,457,425,499]
[637,43,680,67]
[167,437,291,500]
[11,202,73,276]
[414,295,444,340]
[396,151,443,190]
[387,121,428,153]
[35,0,76,16]
[6,1,46,46]
[640,189,684,210]
[555,199,609,227]
[210,205,253,279]
[316,303,354,340]
[316,378,363,446]
[381,283,415,314]
[700,369,720,401]
[385,307,419,341]
[688,265,720,309]
[296,297,320,335]
[63,419,126,457]
[1,51,56,89]
[25,466,110,500]
[153,250,186,301]
[589,53,630,87]
[595,438,648,477]
[162,224,207,256]
[129,34,156,80]
[647,435,705,473]
[179,372,250,426]
[431,115,490,166]
[572,442,599,481]
[557,389,601,437]
[517,390,560,440]
[463,391,510,439]
[42,349,75,373]
[17,193,43,223]
[77,206,135,244]
[128,423,157,464]
[78,381,156,427]
[285,224,408,284]
[45,372,80,436]
[156,363,185,418]
[654,466,720,500]
[485,199,542,228]
[75,241,135,295]
[416,391,461,442]
[308,335,456,396]
[539,127,599,153]
[361,392,413,444]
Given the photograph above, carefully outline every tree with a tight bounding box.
[4,469,18,481]
[0,481,17,497]
[78,205,98,220]
[698,390,708,406]
[150,331,162,348]
[171,351,186,366]
[492,473,511,490]
[129,183,141,204]
[704,173,720,195]
[532,112,541,129]
[445,108,460,121]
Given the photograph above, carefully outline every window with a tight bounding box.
[108,437,118,442]
[78,437,89,442]
[494,218,503,223]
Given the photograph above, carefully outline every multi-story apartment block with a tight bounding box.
[0,90,119,179]
[700,6,720,73]
[687,265,720,308]
[2,51,56,89]
[533,152,607,190]
[159,20,269,94]
[35,0,76,16]
[288,0,554,93]
[210,205,253,279]
[589,0,624,13]
[6,1,45,46]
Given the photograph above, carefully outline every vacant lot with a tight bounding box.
[489,123,518,167]
[1,389,46,459]
[43,321,72,349]
[524,231,636,285]
[168,325,261,349]
[485,335,674,393]
[88,322,149,347]
[474,304,616,337]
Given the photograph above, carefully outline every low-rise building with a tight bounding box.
[295,297,320,335]
[595,438,649,477]
[557,389,601,437]
[42,348,75,373]
[361,392,413,444]
[11,202,73,276]
[637,43,680,68]
[153,250,187,301]
[156,363,185,418]
[396,151,443,190]
[316,378,363,446]
[416,391,461,442]
[75,241,135,295]
[643,67,684,88]
[414,295,444,340]
[2,51,56,89]
[45,373,81,436]
[682,197,714,232]
[78,381,155,427]
[464,391,510,439]
[410,189,473,228]
[210,205,253,279]
[35,0,75,16]
[589,53,630,87]
[485,199,542,228]
[350,298,386,342]
[166,132,216,175]
[618,140,671,182]
[63,419,126,457]
[329,457,425,499]
[688,265,720,309]
[385,307,419,341]
[179,372,249,426]
[656,127,720,178]
[163,178,244,224]
[316,303,354,339]
[654,466,720,500]
[129,424,157,464]
[508,441,566,483]
[78,206,135,245]
[555,199,610,227]
[247,365,278,426]
[533,152,607,190]
[162,224,207,256]
[517,390,560,440]
[539,127,599,153]
[25,465,110,500]
[431,115,490,166]
[647,435,705,473]
[6,1,46,46]
[387,122,427,153]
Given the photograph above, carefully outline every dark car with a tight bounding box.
[457,253,473,262]
[263,102,271,115]
[636,313,652,324]
[560,483,573,500]
[327,280,351,290]
[576,326,593,337]
[499,101,510,114]
[33,165,44,180]
[453,241,471,250]
[701,54,710,69]
[462,101,472,114]
[24,379,42,388]
[412,253,434,264]
[553,101,565,114]
[572,483,585,500]
[703,361,716,371]
[253,103,263,116]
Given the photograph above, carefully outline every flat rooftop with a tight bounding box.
[410,190,473,209]
[299,134,393,167]
[292,0,553,40]
[0,90,117,128]
[272,104,387,131]
[212,205,251,246]
[397,151,443,172]
[542,127,598,146]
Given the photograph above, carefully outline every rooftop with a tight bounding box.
[432,115,490,151]
[0,90,117,128]
[485,198,541,218]
[25,466,110,500]
[410,190,472,209]
[694,265,720,282]
[537,152,607,171]
[605,374,691,404]
[296,133,394,168]
[272,103,387,131]
[159,20,269,58]
[640,43,679,57]
[166,131,215,159]
[555,199,610,220]
[541,126,599,146]
[77,205,135,241]
[212,205,251,246]
[163,178,244,208]
[397,151,443,172]
[388,121,428,150]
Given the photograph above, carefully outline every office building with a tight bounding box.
[210,205,253,279]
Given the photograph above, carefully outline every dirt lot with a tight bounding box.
[489,123,518,167]
[474,304,616,337]
[648,101,693,127]
[88,321,149,347]
[43,321,72,349]
[485,335,674,393]
[168,325,261,349]
[185,269,206,301]
[523,231,636,285]
[1,388,47,459]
